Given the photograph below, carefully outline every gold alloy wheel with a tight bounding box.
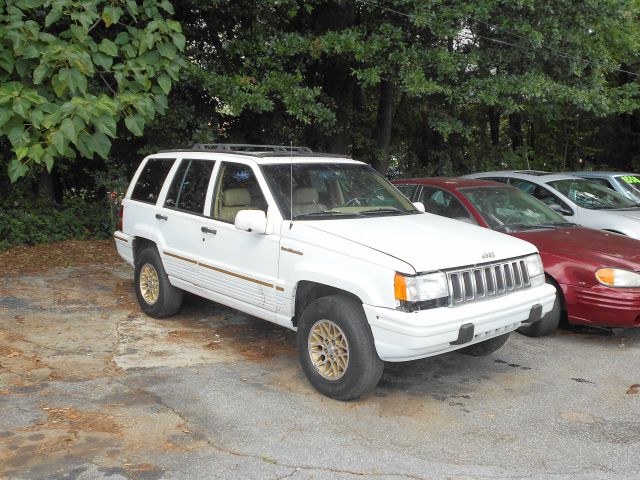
[139,263,160,305]
[308,319,349,381]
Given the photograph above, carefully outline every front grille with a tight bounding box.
[447,257,531,306]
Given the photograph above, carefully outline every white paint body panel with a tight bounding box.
[117,152,555,362]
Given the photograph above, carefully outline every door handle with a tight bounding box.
[155,214,168,221]
[201,226,217,235]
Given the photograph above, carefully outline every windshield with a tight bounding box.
[460,186,569,231]
[547,179,635,209]
[262,163,417,220]
[615,175,640,203]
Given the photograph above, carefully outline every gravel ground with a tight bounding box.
[1,263,639,479]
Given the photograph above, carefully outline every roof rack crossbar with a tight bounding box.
[192,143,312,154]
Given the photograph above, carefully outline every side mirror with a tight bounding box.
[413,201,426,213]
[235,210,267,234]
[549,203,573,216]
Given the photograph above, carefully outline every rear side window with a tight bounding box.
[395,184,417,200]
[589,177,615,189]
[164,159,215,214]
[131,158,175,204]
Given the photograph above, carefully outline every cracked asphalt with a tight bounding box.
[1,263,639,479]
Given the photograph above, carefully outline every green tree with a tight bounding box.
[169,1,640,175]
[0,0,186,182]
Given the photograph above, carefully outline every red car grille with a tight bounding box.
[574,290,640,310]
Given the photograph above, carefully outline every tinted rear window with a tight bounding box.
[164,159,215,214]
[130,158,175,204]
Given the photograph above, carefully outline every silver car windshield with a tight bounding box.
[547,179,636,209]
[262,163,417,220]
[460,186,569,231]
[615,175,640,203]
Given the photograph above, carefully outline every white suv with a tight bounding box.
[114,144,556,400]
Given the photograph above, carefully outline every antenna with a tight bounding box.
[289,141,294,229]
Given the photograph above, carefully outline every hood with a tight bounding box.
[302,213,538,273]
[511,227,640,270]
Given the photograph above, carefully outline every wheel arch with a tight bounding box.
[602,229,627,236]
[545,273,567,315]
[292,281,363,327]
[132,236,158,264]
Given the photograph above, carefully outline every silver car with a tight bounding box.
[567,171,640,203]
[463,171,640,238]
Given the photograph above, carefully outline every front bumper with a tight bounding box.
[363,282,556,361]
[563,283,640,328]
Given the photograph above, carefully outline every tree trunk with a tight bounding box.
[488,107,500,146]
[36,169,63,205]
[509,113,522,150]
[372,80,395,173]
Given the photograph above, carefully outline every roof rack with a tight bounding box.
[192,143,312,154]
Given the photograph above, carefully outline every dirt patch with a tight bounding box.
[627,384,640,395]
[36,406,122,434]
[0,239,123,276]
[204,322,297,360]
[114,279,138,311]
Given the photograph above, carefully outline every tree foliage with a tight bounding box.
[165,0,640,175]
[3,0,640,200]
[0,0,186,182]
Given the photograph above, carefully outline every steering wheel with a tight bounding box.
[499,212,522,224]
[342,197,368,207]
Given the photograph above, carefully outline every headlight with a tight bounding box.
[524,254,545,287]
[394,271,449,311]
[595,268,640,288]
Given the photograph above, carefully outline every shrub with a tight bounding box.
[0,196,114,251]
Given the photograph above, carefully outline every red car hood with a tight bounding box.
[510,227,640,271]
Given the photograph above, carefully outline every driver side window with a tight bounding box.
[510,179,573,215]
[420,187,477,224]
[212,162,268,223]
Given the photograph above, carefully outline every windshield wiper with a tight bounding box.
[534,222,576,228]
[611,203,640,210]
[494,223,561,233]
[357,208,409,216]
[293,210,355,219]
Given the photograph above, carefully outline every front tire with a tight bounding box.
[297,295,383,401]
[134,247,183,318]
[517,280,561,337]
[458,332,510,356]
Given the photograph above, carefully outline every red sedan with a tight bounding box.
[393,177,640,335]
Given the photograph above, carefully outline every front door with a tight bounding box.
[197,161,280,313]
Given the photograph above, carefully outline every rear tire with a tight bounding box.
[517,280,561,337]
[458,333,510,356]
[297,295,383,401]
[134,247,183,318]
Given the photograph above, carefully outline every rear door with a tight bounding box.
[126,157,176,237]
[157,157,217,283]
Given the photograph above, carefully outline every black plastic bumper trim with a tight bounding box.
[522,303,543,325]
[451,322,475,345]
